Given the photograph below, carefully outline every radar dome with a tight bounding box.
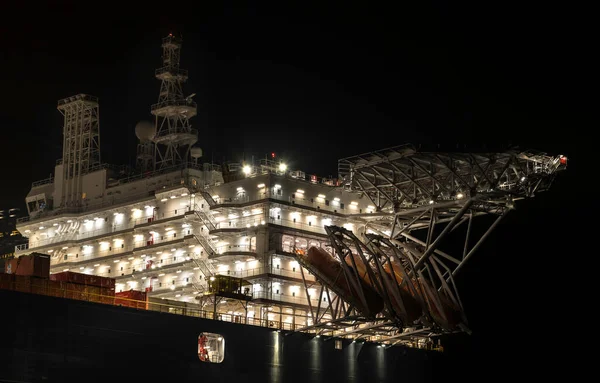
[135,121,156,143]
[190,147,203,159]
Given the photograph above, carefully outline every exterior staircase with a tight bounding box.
[194,209,217,232]
[193,234,217,258]
[199,191,217,207]
[192,255,216,281]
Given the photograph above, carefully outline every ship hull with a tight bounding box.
[0,289,444,382]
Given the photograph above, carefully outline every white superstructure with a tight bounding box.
[15,33,371,329]
[16,152,367,328]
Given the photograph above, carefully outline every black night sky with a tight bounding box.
[0,2,583,380]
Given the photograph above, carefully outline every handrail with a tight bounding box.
[223,266,316,281]
[19,206,193,252]
[214,244,256,254]
[194,210,217,231]
[151,100,196,112]
[193,234,217,257]
[154,66,188,77]
[199,191,217,207]
[191,256,215,281]
[91,253,194,278]
[269,217,328,235]
[45,233,189,269]
[32,177,54,187]
[213,213,265,230]
[19,163,219,224]
[57,94,99,106]
[251,291,320,306]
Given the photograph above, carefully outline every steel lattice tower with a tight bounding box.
[151,34,198,169]
[57,94,101,207]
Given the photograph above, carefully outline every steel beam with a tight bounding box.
[413,199,474,270]
[452,210,509,277]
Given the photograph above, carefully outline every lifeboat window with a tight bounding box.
[198,332,225,363]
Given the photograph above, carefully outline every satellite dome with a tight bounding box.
[135,121,156,143]
[190,147,203,159]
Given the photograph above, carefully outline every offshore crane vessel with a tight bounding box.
[0,34,567,382]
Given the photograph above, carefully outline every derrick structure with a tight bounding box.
[57,94,101,207]
[290,145,567,347]
[151,34,198,169]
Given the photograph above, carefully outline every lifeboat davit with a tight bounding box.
[303,247,384,317]
[385,259,462,330]
[345,254,422,325]
[419,279,463,331]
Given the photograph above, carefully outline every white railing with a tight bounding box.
[19,207,193,253]
[48,232,189,268]
[252,291,322,307]
[214,244,256,254]
[32,176,54,187]
[89,264,316,285]
[194,210,217,231]
[213,213,265,230]
[19,162,218,224]
[223,266,316,282]
[193,234,217,257]
[89,254,194,278]
[192,256,215,280]
[209,184,344,212]
[269,217,327,235]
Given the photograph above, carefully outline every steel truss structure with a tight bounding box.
[57,94,101,207]
[151,34,198,169]
[136,142,154,173]
[290,145,567,346]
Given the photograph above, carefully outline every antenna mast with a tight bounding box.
[151,34,198,169]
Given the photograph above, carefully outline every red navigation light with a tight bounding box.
[271,152,276,158]
[560,156,567,165]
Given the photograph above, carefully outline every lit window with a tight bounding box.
[198,332,225,363]
[335,339,342,350]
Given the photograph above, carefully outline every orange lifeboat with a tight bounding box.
[385,258,462,330]
[303,247,384,316]
[383,259,420,298]
[344,253,374,285]
[346,254,421,324]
